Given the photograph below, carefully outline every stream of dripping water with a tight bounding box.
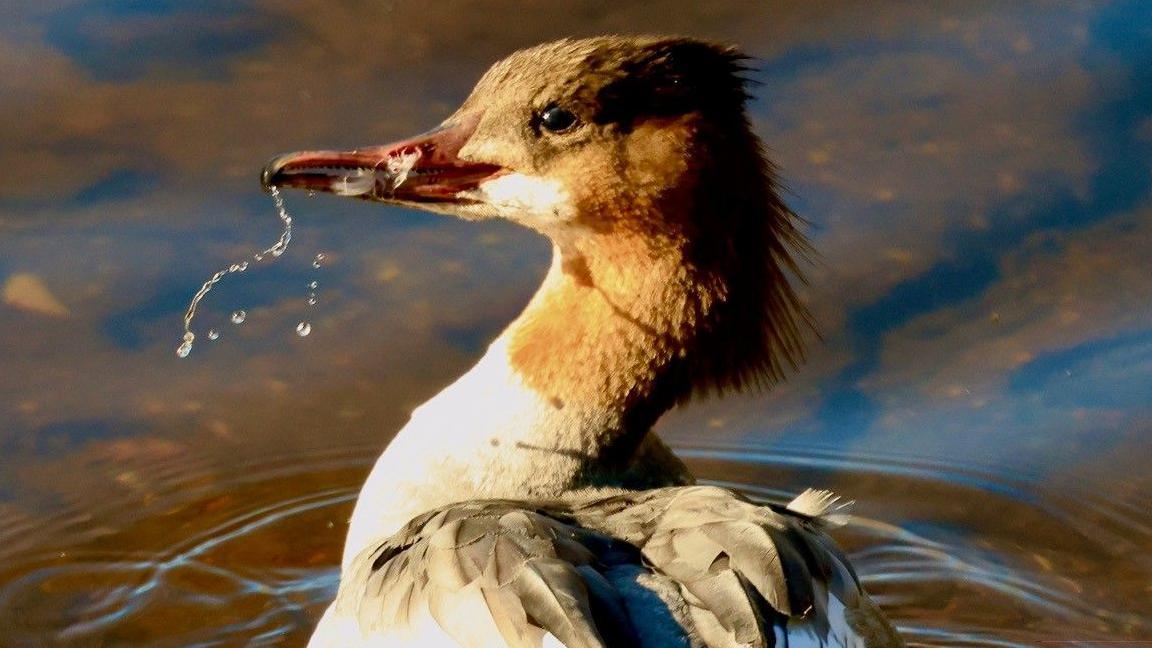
[296,254,325,338]
[297,262,321,338]
[175,146,421,356]
[176,187,293,358]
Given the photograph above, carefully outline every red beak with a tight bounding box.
[261,115,503,204]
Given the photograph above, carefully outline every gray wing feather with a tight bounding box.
[338,502,617,647]
[330,486,902,647]
[574,486,830,617]
[510,558,601,647]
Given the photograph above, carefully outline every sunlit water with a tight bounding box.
[0,441,1146,646]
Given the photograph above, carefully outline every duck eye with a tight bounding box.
[539,106,578,133]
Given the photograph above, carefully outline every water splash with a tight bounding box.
[175,332,194,359]
[263,187,293,258]
[386,150,420,190]
[207,329,220,341]
[176,188,292,358]
[300,254,324,335]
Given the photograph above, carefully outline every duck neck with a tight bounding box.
[345,235,711,561]
[504,230,717,459]
[439,229,713,483]
[346,138,808,563]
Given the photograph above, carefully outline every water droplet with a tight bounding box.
[307,190,317,198]
[296,322,312,337]
[308,280,318,289]
[308,296,317,305]
[183,332,195,343]
[176,342,192,358]
[207,329,220,340]
[178,188,294,345]
[312,252,326,268]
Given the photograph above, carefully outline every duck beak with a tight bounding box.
[261,114,503,205]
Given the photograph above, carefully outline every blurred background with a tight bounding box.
[0,1,1149,645]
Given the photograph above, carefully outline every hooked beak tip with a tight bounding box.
[260,154,291,191]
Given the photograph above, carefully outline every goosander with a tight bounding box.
[263,36,902,648]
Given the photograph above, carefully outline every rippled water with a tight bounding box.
[1,442,1147,646]
[2,0,1151,645]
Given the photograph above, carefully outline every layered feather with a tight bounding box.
[323,486,901,647]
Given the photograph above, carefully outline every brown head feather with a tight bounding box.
[460,37,812,413]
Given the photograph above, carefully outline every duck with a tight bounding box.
[263,35,903,648]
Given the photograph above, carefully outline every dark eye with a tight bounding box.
[539,106,578,133]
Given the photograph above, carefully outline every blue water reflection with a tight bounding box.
[43,0,279,82]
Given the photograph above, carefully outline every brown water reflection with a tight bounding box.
[1,447,1147,645]
[1,0,1150,645]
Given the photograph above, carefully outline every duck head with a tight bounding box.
[264,36,810,398]
[267,37,765,235]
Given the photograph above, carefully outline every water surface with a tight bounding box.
[0,1,1149,645]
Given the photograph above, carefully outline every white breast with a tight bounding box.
[342,335,594,567]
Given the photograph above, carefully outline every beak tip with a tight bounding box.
[260,154,289,190]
